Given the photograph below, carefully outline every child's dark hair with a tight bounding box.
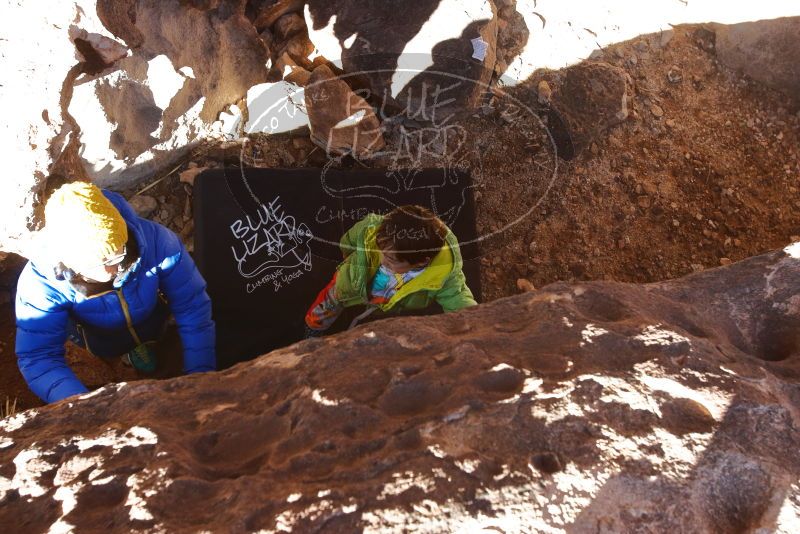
[376,205,448,265]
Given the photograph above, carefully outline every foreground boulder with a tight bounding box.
[2,244,799,532]
[714,16,800,101]
[528,61,631,157]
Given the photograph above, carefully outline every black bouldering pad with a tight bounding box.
[193,167,481,368]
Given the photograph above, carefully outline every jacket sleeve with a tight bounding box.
[15,264,88,403]
[339,220,364,259]
[156,228,216,374]
[434,270,478,312]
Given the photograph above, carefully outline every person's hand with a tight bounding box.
[122,342,158,373]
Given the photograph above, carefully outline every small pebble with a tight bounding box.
[128,195,158,218]
[537,80,553,104]
[516,279,536,293]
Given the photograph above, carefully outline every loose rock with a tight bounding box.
[537,80,553,104]
[531,452,563,474]
[251,0,306,31]
[537,62,630,155]
[651,104,664,118]
[128,195,158,218]
[516,278,536,292]
[273,13,306,42]
[179,166,208,187]
[305,65,385,157]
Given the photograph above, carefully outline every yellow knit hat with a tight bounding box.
[45,182,128,270]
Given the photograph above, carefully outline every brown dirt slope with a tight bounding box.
[479,25,800,299]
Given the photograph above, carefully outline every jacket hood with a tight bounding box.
[337,213,465,310]
[366,215,464,278]
[103,191,147,287]
[358,213,464,277]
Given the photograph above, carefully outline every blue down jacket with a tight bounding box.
[15,190,215,403]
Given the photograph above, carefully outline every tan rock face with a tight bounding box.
[2,0,270,255]
[72,0,268,188]
[1,247,798,531]
[0,0,104,255]
[305,64,385,157]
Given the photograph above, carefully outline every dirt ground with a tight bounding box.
[478,26,800,300]
[2,25,798,411]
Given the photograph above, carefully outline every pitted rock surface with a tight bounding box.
[1,246,799,532]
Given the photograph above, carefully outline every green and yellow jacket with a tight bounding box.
[334,214,477,313]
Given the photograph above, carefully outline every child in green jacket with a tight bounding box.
[305,205,477,334]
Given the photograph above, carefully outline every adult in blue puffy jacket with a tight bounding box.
[15,181,216,404]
